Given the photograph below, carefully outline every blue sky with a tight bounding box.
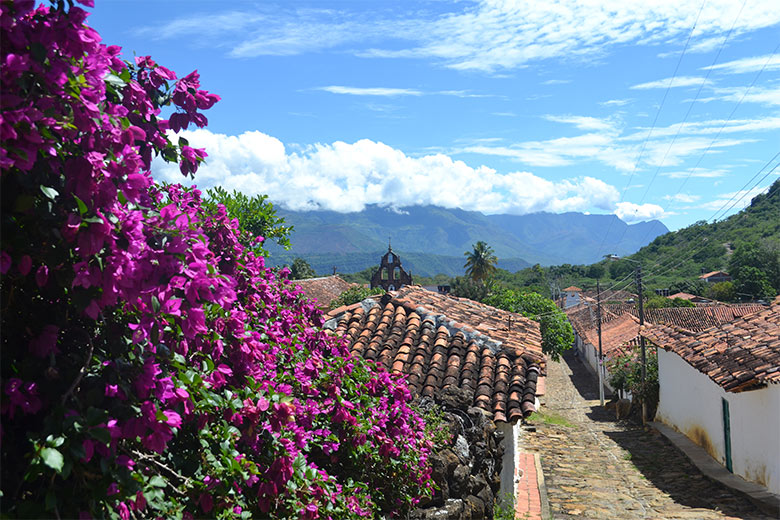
[89,0,780,231]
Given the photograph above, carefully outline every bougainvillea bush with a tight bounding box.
[0,1,433,517]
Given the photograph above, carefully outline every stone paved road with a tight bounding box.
[519,351,771,520]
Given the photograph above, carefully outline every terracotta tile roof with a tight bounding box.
[291,275,354,309]
[565,304,640,359]
[600,303,767,332]
[642,297,780,393]
[668,292,701,301]
[699,270,730,280]
[563,286,582,292]
[582,313,641,359]
[324,286,544,423]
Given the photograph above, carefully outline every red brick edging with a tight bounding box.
[515,452,543,519]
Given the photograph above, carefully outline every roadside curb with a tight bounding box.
[533,453,552,520]
[514,451,552,520]
[649,421,780,518]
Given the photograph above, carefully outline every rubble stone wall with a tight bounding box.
[411,388,506,520]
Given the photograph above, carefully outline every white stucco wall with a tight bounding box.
[498,422,521,500]
[656,348,780,494]
[574,335,622,397]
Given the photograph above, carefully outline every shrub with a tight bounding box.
[484,288,574,361]
[606,345,658,411]
[1,2,432,518]
[328,285,385,310]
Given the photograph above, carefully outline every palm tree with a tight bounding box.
[464,241,498,283]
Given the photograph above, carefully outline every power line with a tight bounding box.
[608,0,750,251]
[634,42,780,249]
[593,0,708,261]
[622,159,779,286]
[635,0,748,207]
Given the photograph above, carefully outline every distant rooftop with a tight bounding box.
[325,286,544,423]
[290,275,354,309]
[642,297,780,393]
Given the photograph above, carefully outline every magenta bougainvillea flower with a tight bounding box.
[0,1,432,518]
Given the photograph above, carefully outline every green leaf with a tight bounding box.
[30,42,47,63]
[73,195,88,215]
[104,72,127,88]
[151,295,161,313]
[45,489,57,511]
[148,475,166,488]
[40,185,59,200]
[40,447,64,472]
[87,427,111,446]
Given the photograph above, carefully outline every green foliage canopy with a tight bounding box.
[484,289,574,361]
[328,285,386,310]
[464,241,498,282]
[289,257,316,279]
[204,186,292,256]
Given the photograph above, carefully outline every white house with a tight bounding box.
[642,298,780,495]
[566,304,640,397]
[562,286,582,309]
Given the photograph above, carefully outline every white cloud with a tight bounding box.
[622,117,780,140]
[316,86,423,97]
[543,115,616,131]
[542,79,572,85]
[315,86,496,98]
[663,193,700,203]
[461,114,758,172]
[614,202,665,222]
[140,1,780,72]
[702,53,780,74]
[601,99,632,107]
[693,85,780,106]
[661,168,729,178]
[152,129,624,215]
[697,185,774,211]
[630,75,710,90]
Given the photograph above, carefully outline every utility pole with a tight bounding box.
[597,280,604,406]
[636,265,647,424]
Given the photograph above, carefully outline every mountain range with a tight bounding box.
[266,205,668,277]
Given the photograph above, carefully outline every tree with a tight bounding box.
[586,263,606,279]
[450,275,490,302]
[328,286,385,310]
[204,186,292,255]
[645,295,695,309]
[290,257,316,279]
[463,241,498,283]
[728,241,779,300]
[608,259,634,280]
[708,281,736,302]
[0,4,432,518]
[484,289,574,361]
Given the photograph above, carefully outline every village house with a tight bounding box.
[562,286,582,308]
[642,297,780,495]
[566,305,640,396]
[601,302,766,332]
[699,270,732,284]
[289,275,355,309]
[325,286,544,518]
[667,291,715,304]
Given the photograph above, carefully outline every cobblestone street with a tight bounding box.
[519,351,770,519]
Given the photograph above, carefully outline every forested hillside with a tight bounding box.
[267,205,667,269]
[494,180,780,301]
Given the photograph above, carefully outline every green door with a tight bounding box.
[722,398,733,473]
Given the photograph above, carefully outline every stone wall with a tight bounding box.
[411,387,505,520]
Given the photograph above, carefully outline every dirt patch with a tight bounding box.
[687,425,718,460]
[745,464,769,488]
